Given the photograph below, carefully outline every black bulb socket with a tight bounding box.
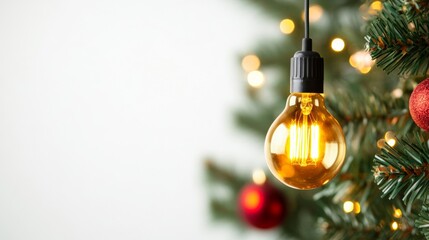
[290,38,324,93]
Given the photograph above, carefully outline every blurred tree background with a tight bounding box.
[205,0,429,239]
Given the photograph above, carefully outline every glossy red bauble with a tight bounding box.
[410,78,429,131]
[237,182,286,229]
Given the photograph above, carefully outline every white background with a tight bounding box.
[0,0,281,239]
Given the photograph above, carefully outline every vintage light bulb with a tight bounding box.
[265,37,346,190]
[265,92,346,189]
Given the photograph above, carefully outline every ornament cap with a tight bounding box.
[290,42,324,93]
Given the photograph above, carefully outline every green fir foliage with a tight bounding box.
[373,133,429,207]
[366,0,429,75]
[416,205,429,240]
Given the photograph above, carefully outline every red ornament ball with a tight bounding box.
[410,78,429,131]
[237,182,286,229]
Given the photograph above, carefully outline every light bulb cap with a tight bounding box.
[290,49,324,93]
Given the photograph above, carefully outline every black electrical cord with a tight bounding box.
[302,0,312,51]
[305,0,309,39]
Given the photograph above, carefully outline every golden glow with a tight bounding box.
[370,1,383,11]
[311,125,320,160]
[393,208,402,218]
[252,169,266,185]
[391,221,399,231]
[331,38,345,52]
[302,5,324,23]
[359,66,372,74]
[247,70,265,88]
[242,54,261,72]
[349,50,375,74]
[343,201,354,213]
[265,93,346,190]
[280,19,295,34]
[288,96,321,166]
[354,202,361,214]
[387,138,396,147]
[391,88,403,98]
[289,124,297,160]
[244,191,261,210]
[377,139,386,149]
[409,22,416,31]
[384,131,396,147]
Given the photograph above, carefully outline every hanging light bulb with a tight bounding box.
[265,0,346,190]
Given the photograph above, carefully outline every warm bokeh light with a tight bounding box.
[370,1,383,11]
[343,201,360,214]
[353,202,361,214]
[331,38,345,52]
[387,139,396,147]
[384,131,396,147]
[247,70,265,88]
[393,208,402,218]
[252,169,267,185]
[242,54,261,72]
[349,50,375,74]
[343,201,354,213]
[377,139,386,149]
[302,5,324,23]
[409,22,416,31]
[359,66,372,74]
[391,221,399,231]
[280,19,295,34]
[391,88,403,98]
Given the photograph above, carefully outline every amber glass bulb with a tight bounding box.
[265,93,346,190]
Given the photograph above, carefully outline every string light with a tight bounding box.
[353,202,361,214]
[384,131,396,147]
[280,19,295,34]
[242,54,261,72]
[377,131,397,149]
[302,5,324,23]
[387,138,396,147]
[393,208,402,218]
[408,22,416,31]
[331,38,345,52]
[391,88,403,98]
[377,139,386,149]
[252,169,267,185]
[391,221,399,231]
[343,201,360,214]
[343,201,354,213]
[349,50,375,74]
[247,70,265,88]
[370,1,383,12]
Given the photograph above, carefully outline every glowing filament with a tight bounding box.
[311,125,319,160]
[289,121,320,166]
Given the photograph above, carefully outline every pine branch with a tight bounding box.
[373,133,429,207]
[317,192,422,239]
[204,158,247,190]
[416,205,429,240]
[400,0,429,21]
[327,83,416,172]
[318,201,410,240]
[327,82,409,125]
[204,159,248,224]
[365,0,429,76]
[234,102,280,138]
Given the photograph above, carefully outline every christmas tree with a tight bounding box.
[205,0,429,239]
